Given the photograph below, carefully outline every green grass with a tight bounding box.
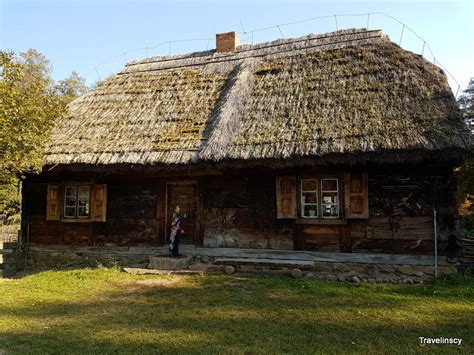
[0,268,473,354]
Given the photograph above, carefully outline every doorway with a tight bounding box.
[166,182,197,245]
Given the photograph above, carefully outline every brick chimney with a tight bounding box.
[216,31,239,53]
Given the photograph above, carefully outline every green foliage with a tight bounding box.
[458,77,474,121]
[55,70,90,100]
[0,269,473,353]
[456,78,474,238]
[0,50,88,221]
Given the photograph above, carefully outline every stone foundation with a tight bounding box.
[26,244,457,283]
[0,241,19,278]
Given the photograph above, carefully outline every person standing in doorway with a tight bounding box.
[169,205,185,258]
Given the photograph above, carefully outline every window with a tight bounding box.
[321,178,339,218]
[64,185,90,218]
[300,178,340,219]
[301,179,318,218]
[275,173,368,221]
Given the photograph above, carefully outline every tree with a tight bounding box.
[56,71,90,99]
[456,78,474,235]
[458,78,474,119]
[0,50,89,221]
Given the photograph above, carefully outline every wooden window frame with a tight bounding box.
[55,182,107,223]
[63,184,91,220]
[296,174,346,225]
[320,178,340,219]
[300,178,319,219]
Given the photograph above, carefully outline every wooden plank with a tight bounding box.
[214,257,314,269]
[63,223,90,246]
[195,179,204,247]
[156,181,166,245]
[351,238,447,255]
[366,217,434,240]
[29,221,60,244]
[275,176,297,219]
[303,225,339,235]
[339,224,352,252]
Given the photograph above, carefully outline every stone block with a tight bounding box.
[148,256,192,270]
[332,263,350,273]
[378,265,396,273]
[364,264,379,277]
[313,262,333,272]
[291,268,303,279]
[224,265,236,274]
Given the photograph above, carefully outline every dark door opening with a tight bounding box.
[166,183,197,245]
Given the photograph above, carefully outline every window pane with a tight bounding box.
[77,186,90,197]
[77,207,89,218]
[303,205,318,218]
[321,179,338,191]
[65,196,77,206]
[322,192,338,204]
[64,185,90,219]
[65,186,77,197]
[301,179,317,191]
[64,207,76,218]
[322,204,339,218]
[77,186,90,218]
[302,192,317,204]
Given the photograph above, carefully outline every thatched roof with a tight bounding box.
[45,28,472,167]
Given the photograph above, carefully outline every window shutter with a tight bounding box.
[344,172,368,219]
[91,184,107,222]
[46,184,61,221]
[276,176,297,219]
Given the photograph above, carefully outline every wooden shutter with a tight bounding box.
[91,184,107,222]
[46,184,61,221]
[276,176,297,219]
[344,172,368,219]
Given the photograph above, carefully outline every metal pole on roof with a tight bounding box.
[366,13,370,29]
[399,24,405,45]
[94,67,101,81]
[277,25,284,38]
[334,15,339,31]
[421,41,425,56]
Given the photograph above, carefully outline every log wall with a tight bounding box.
[22,165,457,255]
[348,170,455,254]
[202,175,294,249]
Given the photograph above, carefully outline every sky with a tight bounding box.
[1,0,473,94]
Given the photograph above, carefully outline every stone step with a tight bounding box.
[148,256,192,270]
[214,257,314,270]
[123,267,204,275]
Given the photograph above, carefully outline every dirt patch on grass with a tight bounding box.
[120,277,186,290]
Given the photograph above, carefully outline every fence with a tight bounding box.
[458,237,474,265]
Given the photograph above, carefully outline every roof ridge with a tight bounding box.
[121,28,387,75]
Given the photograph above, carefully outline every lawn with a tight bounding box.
[0,268,472,354]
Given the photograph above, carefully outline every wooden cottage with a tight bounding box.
[22,29,472,266]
